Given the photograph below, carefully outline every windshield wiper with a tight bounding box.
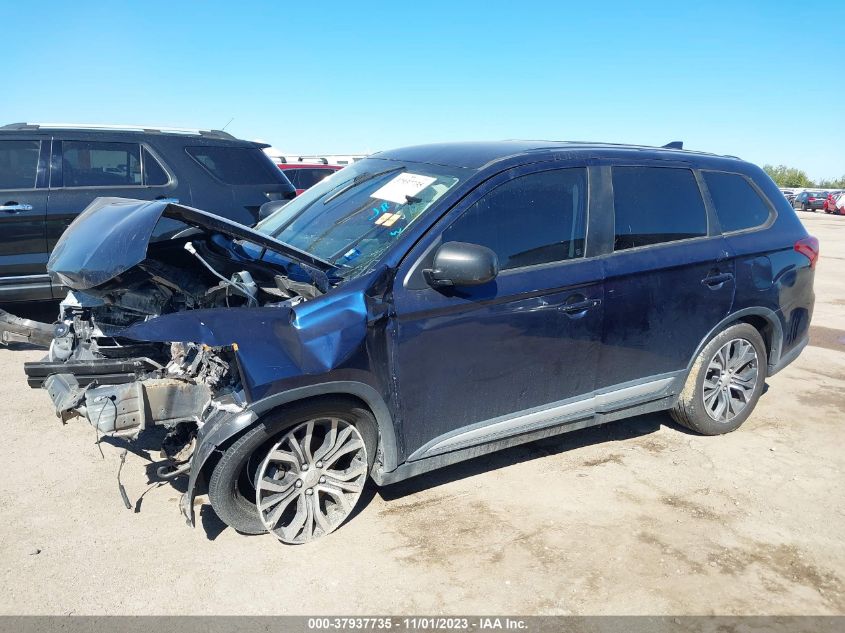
[322,166,405,205]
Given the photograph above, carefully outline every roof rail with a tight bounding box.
[0,122,237,140]
[296,156,329,165]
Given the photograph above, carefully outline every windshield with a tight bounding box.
[256,158,466,277]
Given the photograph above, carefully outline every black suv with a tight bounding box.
[0,123,295,302]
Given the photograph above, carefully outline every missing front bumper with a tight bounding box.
[40,370,211,434]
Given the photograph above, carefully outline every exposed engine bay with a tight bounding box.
[24,198,336,481]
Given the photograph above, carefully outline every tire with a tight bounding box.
[207,397,377,537]
[670,323,767,435]
[802,203,809,212]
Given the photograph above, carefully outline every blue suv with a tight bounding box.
[26,141,817,544]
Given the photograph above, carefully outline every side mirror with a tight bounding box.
[423,241,498,288]
[258,200,286,222]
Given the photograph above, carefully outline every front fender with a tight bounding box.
[179,381,399,527]
[122,290,369,400]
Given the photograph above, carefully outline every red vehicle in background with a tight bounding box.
[277,163,343,195]
[823,191,843,213]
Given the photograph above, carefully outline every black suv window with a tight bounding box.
[703,171,771,232]
[443,168,587,270]
[142,148,169,186]
[612,166,707,250]
[62,141,141,187]
[186,146,285,185]
[0,140,41,190]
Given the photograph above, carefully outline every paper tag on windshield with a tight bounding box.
[370,173,436,204]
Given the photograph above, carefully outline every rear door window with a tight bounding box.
[62,141,141,187]
[612,166,708,250]
[702,171,772,232]
[0,140,41,190]
[186,146,286,185]
[443,168,587,270]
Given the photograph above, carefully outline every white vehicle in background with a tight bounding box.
[834,192,845,215]
[262,147,367,167]
[290,154,367,166]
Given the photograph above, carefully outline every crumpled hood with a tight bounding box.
[119,277,379,399]
[48,197,334,290]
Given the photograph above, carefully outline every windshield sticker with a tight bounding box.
[374,212,402,227]
[370,173,437,204]
[338,248,361,264]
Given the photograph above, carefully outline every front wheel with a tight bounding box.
[207,398,376,542]
[671,323,767,435]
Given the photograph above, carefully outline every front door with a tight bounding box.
[391,164,604,460]
[0,138,50,298]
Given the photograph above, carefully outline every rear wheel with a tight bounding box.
[671,323,766,435]
[207,398,376,540]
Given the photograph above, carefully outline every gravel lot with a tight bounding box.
[0,212,842,616]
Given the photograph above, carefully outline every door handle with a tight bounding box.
[701,272,734,288]
[0,203,33,213]
[559,298,602,315]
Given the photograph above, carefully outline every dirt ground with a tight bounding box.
[0,212,842,616]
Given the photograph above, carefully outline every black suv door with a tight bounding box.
[0,137,51,299]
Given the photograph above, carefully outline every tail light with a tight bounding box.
[794,236,820,268]
[808,197,816,202]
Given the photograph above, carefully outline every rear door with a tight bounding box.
[0,137,50,298]
[597,164,734,392]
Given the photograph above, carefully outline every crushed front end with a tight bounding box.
[24,197,343,516]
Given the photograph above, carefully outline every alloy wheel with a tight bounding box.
[703,338,759,423]
[256,417,368,544]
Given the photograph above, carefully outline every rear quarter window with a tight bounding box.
[186,146,286,185]
[702,171,772,232]
[612,166,708,250]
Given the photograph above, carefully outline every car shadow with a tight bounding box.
[199,504,229,541]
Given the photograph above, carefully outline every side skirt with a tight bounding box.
[372,375,681,487]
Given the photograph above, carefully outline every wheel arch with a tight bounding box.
[686,307,784,375]
[182,381,400,525]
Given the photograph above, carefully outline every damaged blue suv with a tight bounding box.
[25,141,817,544]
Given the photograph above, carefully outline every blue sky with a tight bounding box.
[2,1,843,180]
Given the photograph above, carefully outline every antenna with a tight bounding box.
[662,141,684,149]
[221,117,234,131]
